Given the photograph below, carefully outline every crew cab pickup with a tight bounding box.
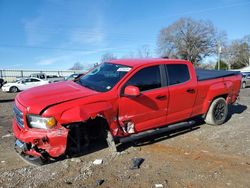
[13,59,241,165]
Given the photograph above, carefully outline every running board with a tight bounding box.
[119,120,196,144]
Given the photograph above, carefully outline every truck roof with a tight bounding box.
[109,58,189,68]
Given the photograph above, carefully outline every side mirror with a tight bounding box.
[124,85,140,97]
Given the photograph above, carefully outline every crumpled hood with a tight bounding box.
[16,81,99,114]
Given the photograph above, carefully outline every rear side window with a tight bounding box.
[125,66,161,92]
[30,78,40,82]
[166,64,190,85]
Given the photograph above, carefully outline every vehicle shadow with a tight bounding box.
[56,119,204,163]
[116,127,201,152]
[226,103,247,122]
[47,103,248,165]
[0,99,14,103]
[51,104,247,164]
[116,117,205,152]
[120,104,248,151]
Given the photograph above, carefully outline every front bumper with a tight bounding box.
[1,87,9,92]
[13,119,69,158]
[15,139,46,165]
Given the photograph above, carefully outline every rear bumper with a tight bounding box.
[12,119,69,158]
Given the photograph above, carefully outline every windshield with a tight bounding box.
[79,62,131,92]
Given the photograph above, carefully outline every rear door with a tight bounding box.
[165,63,197,124]
[30,78,44,87]
[118,65,169,132]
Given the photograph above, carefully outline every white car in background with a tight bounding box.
[1,77,49,93]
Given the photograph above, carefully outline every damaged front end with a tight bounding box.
[64,117,111,156]
[13,103,112,165]
[13,103,69,165]
[13,118,69,165]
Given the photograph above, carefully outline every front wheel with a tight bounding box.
[242,82,246,89]
[205,97,228,125]
[10,86,18,93]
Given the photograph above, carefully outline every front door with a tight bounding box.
[118,65,169,132]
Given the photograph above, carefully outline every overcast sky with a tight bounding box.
[0,0,250,70]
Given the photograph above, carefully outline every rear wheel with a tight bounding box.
[10,86,18,93]
[205,97,228,125]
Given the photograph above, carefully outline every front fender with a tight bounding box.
[59,102,113,124]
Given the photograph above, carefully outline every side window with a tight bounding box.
[166,64,190,85]
[40,75,45,79]
[31,78,40,82]
[124,66,161,92]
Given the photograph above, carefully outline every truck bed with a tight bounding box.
[196,69,241,81]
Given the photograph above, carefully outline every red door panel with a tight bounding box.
[165,63,197,124]
[167,83,196,124]
[119,87,168,132]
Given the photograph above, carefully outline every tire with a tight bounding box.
[17,152,47,166]
[10,86,18,93]
[205,97,228,125]
[242,82,246,89]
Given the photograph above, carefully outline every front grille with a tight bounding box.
[13,105,24,128]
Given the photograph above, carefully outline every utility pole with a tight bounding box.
[218,42,222,70]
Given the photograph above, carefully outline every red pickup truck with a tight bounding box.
[13,59,241,165]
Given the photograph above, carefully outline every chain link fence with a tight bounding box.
[0,69,84,82]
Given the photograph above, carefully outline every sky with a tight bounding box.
[0,0,250,70]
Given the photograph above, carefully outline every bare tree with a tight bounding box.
[100,53,117,63]
[225,37,250,69]
[137,45,152,58]
[122,45,152,59]
[69,62,84,70]
[157,18,225,65]
[122,51,135,58]
[198,60,215,70]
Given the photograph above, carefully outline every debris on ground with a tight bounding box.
[1,133,13,138]
[155,184,164,188]
[130,158,144,169]
[96,179,105,186]
[93,159,103,165]
[70,158,81,163]
[65,181,72,185]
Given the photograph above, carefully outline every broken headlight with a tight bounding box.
[27,115,57,129]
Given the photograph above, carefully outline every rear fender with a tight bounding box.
[202,82,230,114]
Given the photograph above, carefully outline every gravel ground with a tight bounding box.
[0,89,250,188]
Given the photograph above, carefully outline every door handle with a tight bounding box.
[156,95,167,100]
[186,88,195,94]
